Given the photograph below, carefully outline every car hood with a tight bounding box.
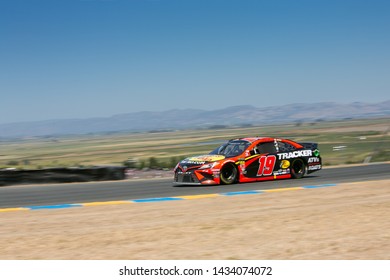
[180,154,226,166]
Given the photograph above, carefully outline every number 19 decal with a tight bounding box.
[257,155,276,176]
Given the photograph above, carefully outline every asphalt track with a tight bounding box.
[0,163,389,209]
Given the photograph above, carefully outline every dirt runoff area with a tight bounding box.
[0,179,389,260]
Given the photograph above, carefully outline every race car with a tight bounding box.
[173,137,321,185]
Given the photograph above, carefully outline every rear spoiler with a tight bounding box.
[299,142,318,150]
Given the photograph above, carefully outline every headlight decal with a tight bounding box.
[199,162,217,170]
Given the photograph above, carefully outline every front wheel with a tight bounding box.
[291,158,306,179]
[220,163,238,184]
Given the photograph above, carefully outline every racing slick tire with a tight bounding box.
[291,158,306,179]
[220,163,238,185]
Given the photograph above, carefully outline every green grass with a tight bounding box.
[0,118,389,169]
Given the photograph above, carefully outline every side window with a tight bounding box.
[257,142,278,154]
[277,141,295,152]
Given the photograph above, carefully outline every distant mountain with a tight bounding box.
[1,101,389,138]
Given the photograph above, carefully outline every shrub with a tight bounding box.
[148,157,159,169]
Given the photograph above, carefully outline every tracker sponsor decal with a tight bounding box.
[277,150,312,160]
[308,157,320,163]
[308,157,321,171]
[308,164,322,171]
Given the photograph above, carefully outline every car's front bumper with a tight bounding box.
[173,169,219,185]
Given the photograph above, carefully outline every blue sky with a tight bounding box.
[0,0,389,124]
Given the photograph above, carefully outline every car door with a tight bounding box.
[244,141,279,178]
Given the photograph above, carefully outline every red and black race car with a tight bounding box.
[173,137,322,185]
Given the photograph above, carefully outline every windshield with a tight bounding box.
[209,140,250,158]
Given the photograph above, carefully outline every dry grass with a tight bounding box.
[0,118,389,168]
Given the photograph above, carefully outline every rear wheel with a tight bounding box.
[291,158,306,179]
[220,163,238,184]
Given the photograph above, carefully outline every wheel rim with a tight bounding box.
[293,161,303,174]
[292,159,305,178]
[221,164,237,184]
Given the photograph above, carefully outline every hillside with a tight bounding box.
[1,101,389,138]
